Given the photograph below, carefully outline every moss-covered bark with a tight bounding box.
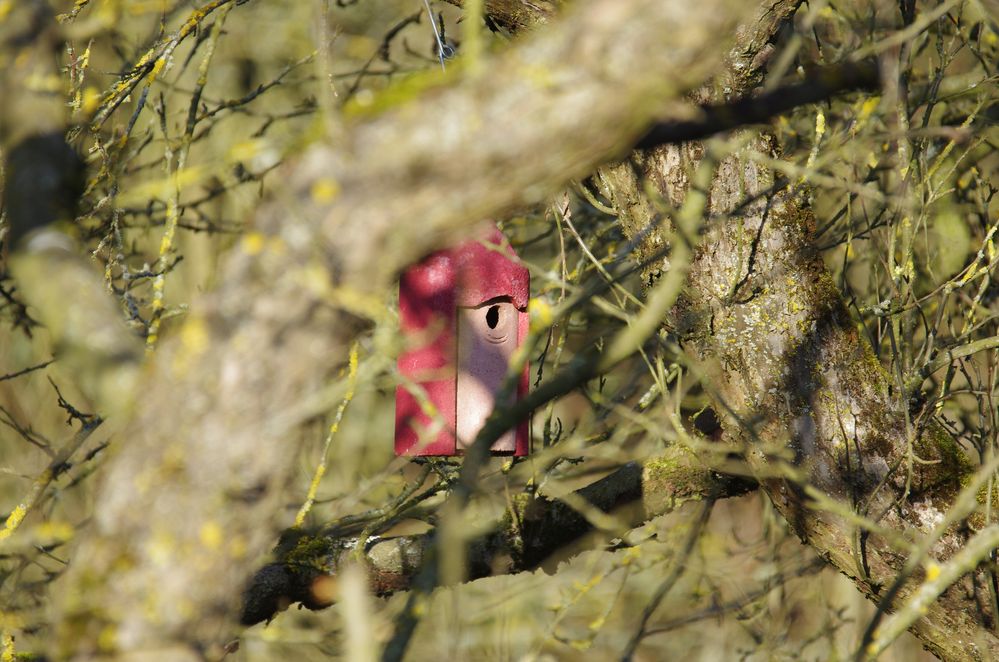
[441,0,561,31]
[599,131,992,661]
[240,449,755,625]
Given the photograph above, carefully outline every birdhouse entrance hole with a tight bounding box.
[456,298,518,452]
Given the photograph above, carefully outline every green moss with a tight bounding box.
[970,479,999,530]
[976,477,999,506]
[642,447,713,513]
[914,425,975,509]
[501,490,534,558]
[508,490,532,518]
[922,426,973,477]
[282,534,337,574]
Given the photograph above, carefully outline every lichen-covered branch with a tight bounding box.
[296,0,752,293]
[440,0,560,31]
[241,448,756,625]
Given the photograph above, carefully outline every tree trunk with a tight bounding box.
[599,133,991,660]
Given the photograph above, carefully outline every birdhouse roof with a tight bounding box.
[452,225,530,310]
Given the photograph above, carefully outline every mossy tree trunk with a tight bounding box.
[599,134,992,660]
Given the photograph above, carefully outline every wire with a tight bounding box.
[421,0,447,71]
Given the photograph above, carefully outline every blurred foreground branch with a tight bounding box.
[440,0,559,31]
[19,0,750,657]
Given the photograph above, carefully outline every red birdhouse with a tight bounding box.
[395,224,530,456]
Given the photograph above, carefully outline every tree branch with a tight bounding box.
[240,448,756,626]
[635,59,881,149]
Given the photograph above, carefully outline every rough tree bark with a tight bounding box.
[594,25,997,662]
[600,135,989,662]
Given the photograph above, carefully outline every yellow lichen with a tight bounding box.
[0,504,27,543]
[228,139,264,162]
[1,630,14,662]
[148,57,165,81]
[81,85,101,115]
[528,297,554,332]
[241,232,266,256]
[294,341,359,527]
[147,529,176,566]
[199,521,223,550]
[96,625,117,653]
[310,178,340,204]
[618,545,642,566]
[32,520,75,546]
[229,535,248,559]
[179,317,209,355]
